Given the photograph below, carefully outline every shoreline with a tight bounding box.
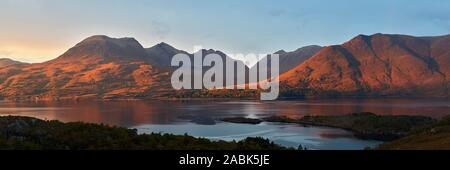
[221,113,436,141]
[0,116,292,150]
[1,95,449,102]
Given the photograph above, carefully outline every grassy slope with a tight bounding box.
[263,112,436,141]
[377,115,450,150]
[298,112,436,141]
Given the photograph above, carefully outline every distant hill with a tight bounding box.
[247,45,321,84]
[259,45,322,74]
[279,33,450,97]
[0,58,27,67]
[145,42,247,69]
[148,43,251,87]
[0,35,172,100]
[145,42,189,67]
[52,35,149,63]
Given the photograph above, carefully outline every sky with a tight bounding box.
[0,0,450,63]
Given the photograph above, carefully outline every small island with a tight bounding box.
[221,117,263,124]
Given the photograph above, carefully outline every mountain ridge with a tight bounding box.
[0,58,27,67]
[0,35,171,100]
[1,33,449,100]
[279,33,450,97]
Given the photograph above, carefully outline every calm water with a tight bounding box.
[1,98,450,150]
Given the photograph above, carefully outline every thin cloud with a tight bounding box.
[149,20,171,40]
[267,9,286,17]
[0,50,12,57]
[432,17,450,32]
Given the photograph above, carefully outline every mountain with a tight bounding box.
[145,42,248,70]
[146,44,248,68]
[145,42,188,67]
[274,45,322,73]
[0,35,172,100]
[147,44,251,87]
[279,33,450,97]
[247,45,321,84]
[52,35,149,63]
[188,49,251,87]
[0,35,251,100]
[0,58,27,67]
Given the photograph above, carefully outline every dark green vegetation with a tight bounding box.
[0,116,288,150]
[297,113,436,141]
[377,115,450,150]
[221,117,262,124]
[228,112,436,141]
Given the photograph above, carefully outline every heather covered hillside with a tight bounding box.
[280,34,450,97]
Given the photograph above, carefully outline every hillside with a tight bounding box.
[279,33,450,97]
[0,35,172,100]
[145,42,189,67]
[261,45,322,74]
[377,115,450,150]
[0,35,253,100]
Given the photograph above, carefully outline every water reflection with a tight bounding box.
[134,122,383,150]
[1,99,448,149]
[1,98,449,127]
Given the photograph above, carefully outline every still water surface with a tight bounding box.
[1,99,449,149]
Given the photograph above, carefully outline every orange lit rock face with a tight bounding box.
[0,35,171,101]
[280,34,450,97]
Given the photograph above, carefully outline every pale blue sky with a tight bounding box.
[1,0,449,63]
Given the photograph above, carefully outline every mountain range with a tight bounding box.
[0,33,449,100]
[279,33,450,97]
[0,35,171,100]
[272,45,323,73]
